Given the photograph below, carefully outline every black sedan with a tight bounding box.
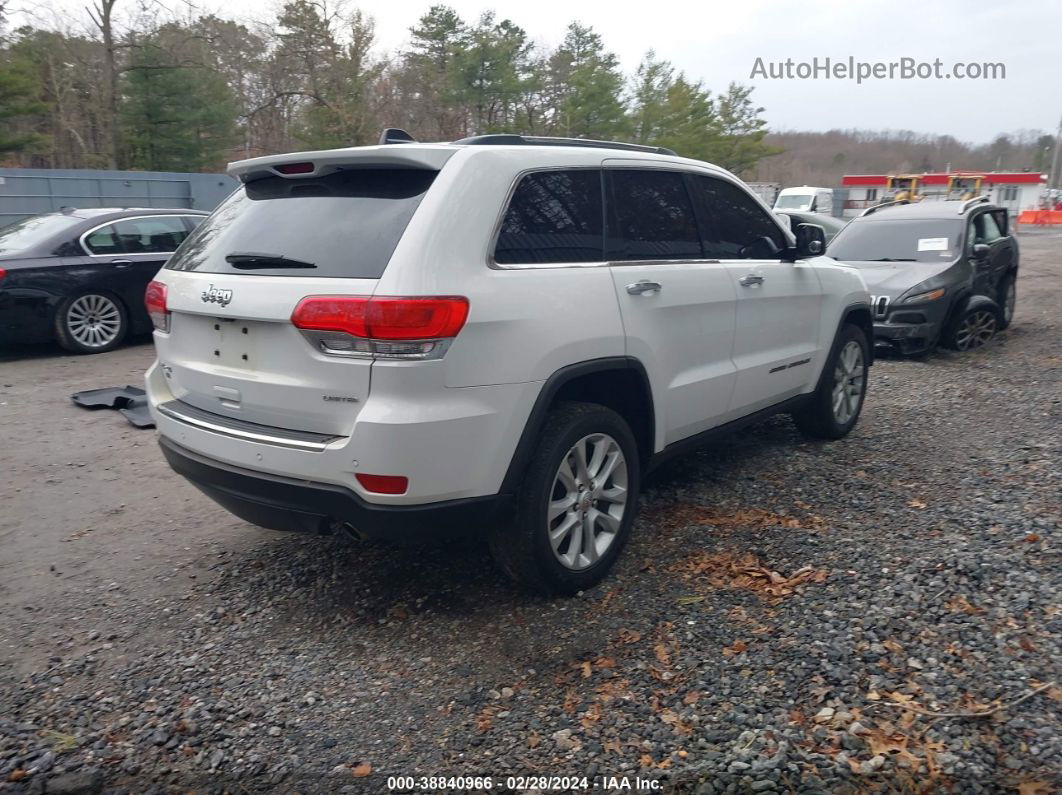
[0,208,207,353]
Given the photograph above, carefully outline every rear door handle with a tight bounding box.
[739,274,765,287]
[110,259,133,268]
[626,281,663,295]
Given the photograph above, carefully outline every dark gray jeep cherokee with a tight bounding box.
[826,197,1017,354]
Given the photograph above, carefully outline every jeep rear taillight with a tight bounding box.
[291,295,469,359]
[145,280,170,332]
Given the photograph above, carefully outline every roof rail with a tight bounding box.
[378,128,416,145]
[957,195,991,214]
[859,198,909,217]
[451,134,677,157]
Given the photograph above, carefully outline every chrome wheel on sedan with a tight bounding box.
[831,340,865,425]
[954,309,997,351]
[547,433,628,571]
[66,294,123,348]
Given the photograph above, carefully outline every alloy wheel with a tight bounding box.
[66,294,123,348]
[831,340,865,425]
[955,310,997,351]
[547,433,628,571]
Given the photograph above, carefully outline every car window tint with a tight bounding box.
[493,170,604,264]
[0,214,82,254]
[84,223,122,255]
[607,170,701,261]
[693,176,787,258]
[110,217,190,254]
[167,169,437,278]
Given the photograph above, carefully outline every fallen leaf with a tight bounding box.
[945,595,985,615]
[1023,534,1041,543]
[580,661,592,679]
[676,595,706,605]
[654,643,671,666]
[866,690,881,701]
[7,770,27,782]
[883,639,905,654]
[352,763,372,778]
[527,732,540,749]
[580,703,602,729]
[683,690,701,705]
[617,629,641,644]
[908,498,927,509]
[640,754,654,768]
[1018,781,1052,795]
[602,739,623,755]
[722,640,748,656]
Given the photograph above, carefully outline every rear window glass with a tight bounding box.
[493,170,604,265]
[166,169,437,278]
[0,214,82,254]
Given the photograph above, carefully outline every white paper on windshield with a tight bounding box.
[917,237,949,251]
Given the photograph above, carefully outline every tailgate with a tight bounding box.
[155,272,375,436]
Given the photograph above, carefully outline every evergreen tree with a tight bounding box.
[547,23,627,139]
[121,41,236,171]
[708,82,780,175]
[456,13,535,133]
[0,48,47,156]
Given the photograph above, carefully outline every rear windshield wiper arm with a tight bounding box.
[225,251,316,269]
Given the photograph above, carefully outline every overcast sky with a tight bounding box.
[13,0,1062,143]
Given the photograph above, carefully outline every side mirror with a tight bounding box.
[741,235,783,260]
[972,243,990,261]
[793,223,827,258]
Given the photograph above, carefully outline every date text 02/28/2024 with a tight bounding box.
[385,775,662,791]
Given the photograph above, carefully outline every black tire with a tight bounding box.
[54,291,128,354]
[942,301,1001,352]
[489,401,641,596]
[997,274,1016,330]
[792,323,869,440]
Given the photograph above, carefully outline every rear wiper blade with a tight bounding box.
[868,257,917,262]
[225,251,316,269]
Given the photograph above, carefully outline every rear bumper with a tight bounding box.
[160,437,507,539]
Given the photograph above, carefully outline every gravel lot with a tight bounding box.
[1,231,1059,795]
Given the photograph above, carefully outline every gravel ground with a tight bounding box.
[1,231,1059,795]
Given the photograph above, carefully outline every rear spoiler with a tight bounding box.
[227,144,457,183]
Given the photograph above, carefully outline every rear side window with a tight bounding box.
[693,176,787,258]
[86,216,189,254]
[167,169,437,278]
[493,170,604,265]
[607,170,701,261]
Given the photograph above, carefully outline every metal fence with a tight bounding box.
[0,168,238,228]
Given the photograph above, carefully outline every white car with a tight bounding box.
[145,132,872,595]
[774,186,834,215]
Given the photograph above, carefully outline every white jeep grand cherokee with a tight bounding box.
[145,132,872,595]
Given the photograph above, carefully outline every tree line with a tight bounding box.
[0,0,777,175]
[756,128,1057,188]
